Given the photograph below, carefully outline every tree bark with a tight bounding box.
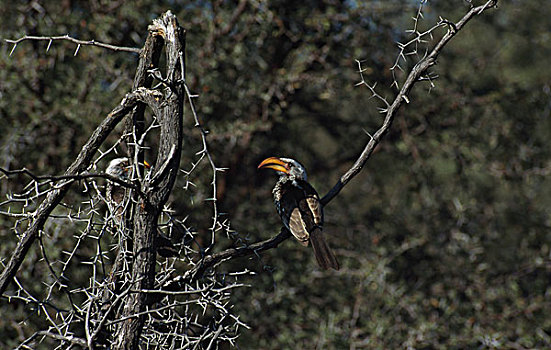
[113,11,185,349]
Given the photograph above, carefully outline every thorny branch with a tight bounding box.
[321,0,498,205]
[0,167,142,194]
[5,34,141,55]
[182,80,223,253]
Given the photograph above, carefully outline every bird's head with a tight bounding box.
[257,157,307,181]
[106,157,151,180]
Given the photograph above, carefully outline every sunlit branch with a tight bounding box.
[5,34,140,55]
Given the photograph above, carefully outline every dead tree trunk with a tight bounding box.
[112,12,185,349]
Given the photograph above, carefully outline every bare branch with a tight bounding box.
[5,35,141,55]
[183,80,221,252]
[31,330,87,348]
[321,0,498,206]
[160,228,291,290]
[0,167,141,193]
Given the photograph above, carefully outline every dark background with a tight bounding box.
[1,1,549,348]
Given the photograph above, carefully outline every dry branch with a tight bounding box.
[5,35,140,55]
[0,90,143,295]
[0,168,141,193]
[321,0,498,205]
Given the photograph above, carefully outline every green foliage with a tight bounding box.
[1,0,549,348]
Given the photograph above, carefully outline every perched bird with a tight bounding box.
[105,157,178,257]
[105,157,133,219]
[258,157,339,270]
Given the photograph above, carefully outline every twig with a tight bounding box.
[183,76,220,252]
[160,228,291,290]
[0,168,141,193]
[5,35,140,55]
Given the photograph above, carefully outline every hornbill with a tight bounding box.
[105,157,135,218]
[258,157,339,270]
[105,157,178,257]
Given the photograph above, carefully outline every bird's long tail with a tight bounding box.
[310,228,339,270]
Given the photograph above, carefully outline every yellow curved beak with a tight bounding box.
[257,157,289,174]
[143,160,151,169]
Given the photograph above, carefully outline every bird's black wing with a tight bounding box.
[283,180,323,247]
[296,180,323,227]
[296,180,339,270]
[276,181,310,246]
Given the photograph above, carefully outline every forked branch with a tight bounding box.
[175,0,499,282]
